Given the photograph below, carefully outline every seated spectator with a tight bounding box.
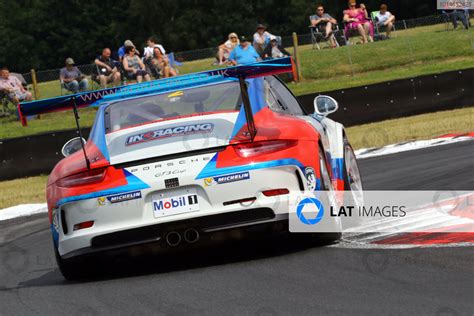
[263,38,290,59]
[143,36,166,60]
[118,40,140,62]
[253,24,276,55]
[60,58,88,93]
[343,1,374,43]
[310,4,338,47]
[150,47,177,78]
[94,48,121,88]
[229,36,260,65]
[122,46,151,83]
[217,33,239,65]
[375,4,396,38]
[0,67,32,105]
[443,9,470,30]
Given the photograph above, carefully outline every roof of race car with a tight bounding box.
[18,57,293,122]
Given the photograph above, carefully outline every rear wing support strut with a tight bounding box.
[238,76,257,140]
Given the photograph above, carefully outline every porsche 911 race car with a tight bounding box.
[20,58,362,279]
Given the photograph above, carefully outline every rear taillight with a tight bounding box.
[57,168,107,188]
[262,188,290,197]
[73,220,94,231]
[234,140,297,158]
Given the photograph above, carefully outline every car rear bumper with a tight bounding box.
[61,209,289,259]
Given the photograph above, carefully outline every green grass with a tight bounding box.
[0,22,472,139]
[0,175,48,209]
[1,106,471,210]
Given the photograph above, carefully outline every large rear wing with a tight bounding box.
[17,57,294,126]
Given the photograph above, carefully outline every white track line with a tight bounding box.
[356,135,473,159]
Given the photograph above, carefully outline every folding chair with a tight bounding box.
[309,16,341,50]
[167,53,183,67]
[371,11,396,40]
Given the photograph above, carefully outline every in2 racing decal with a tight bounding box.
[125,123,214,146]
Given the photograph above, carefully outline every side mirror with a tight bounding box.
[61,137,86,157]
[314,95,339,116]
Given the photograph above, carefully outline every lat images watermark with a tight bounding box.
[289,191,474,233]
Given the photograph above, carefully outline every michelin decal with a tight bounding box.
[98,191,142,205]
[204,171,250,186]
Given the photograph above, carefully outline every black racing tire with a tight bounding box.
[298,145,342,245]
[341,138,364,229]
[342,138,363,196]
[54,245,98,281]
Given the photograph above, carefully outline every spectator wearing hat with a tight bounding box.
[253,24,276,55]
[263,38,291,59]
[94,48,121,88]
[118,40,140,62]
[60,58,88,93]
[123,46,151,83]
[228,36,260,65]
[217,33,239,65]
[0,67,32,105]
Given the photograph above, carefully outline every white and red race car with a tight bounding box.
[20,58,362,279]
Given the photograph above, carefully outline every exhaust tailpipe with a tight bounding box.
[183,228,200,244]
[165,231,182,247]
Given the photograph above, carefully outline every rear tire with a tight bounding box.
[342,138,364,229]
[54,245,97,281]
[298,146,341,245]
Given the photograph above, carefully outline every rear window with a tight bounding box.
[105,81,242,132]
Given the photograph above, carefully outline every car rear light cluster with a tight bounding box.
[262,188,290,197]
[73,220,94,231]
[234,140,297,158]
[57,168,107,188]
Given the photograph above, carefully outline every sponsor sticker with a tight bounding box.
[125,123,214,146]
[98,191,142,205]
[152,191,199,218]
[204,171,250,186]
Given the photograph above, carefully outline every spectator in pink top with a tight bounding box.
[0,67,32,105]
[343,1,374,43]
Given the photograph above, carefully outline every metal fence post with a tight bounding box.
[31,69,40,100]
[292,32,302,82]
[403,20,408,30]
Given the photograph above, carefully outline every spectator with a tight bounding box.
[343,1,374,43]
[443,10,470,30]
[375,4,396,38]
[263,38,290,59]
[60,58,89,93]
[143,36,166,60]
[94,48,121,88]
[253,24,276,55]
[217,33,239,65]
[229,36,260,65]
[118,40,139,62]
[122,46,151,83]
[0,67,32,105]
[150,47,177,78]
[310,4,338,47]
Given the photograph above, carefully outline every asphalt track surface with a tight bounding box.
[0,140,473,315]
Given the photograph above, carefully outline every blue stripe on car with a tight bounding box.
[195,154,304,179]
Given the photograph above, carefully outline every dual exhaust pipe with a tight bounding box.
[165,229,200,247]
